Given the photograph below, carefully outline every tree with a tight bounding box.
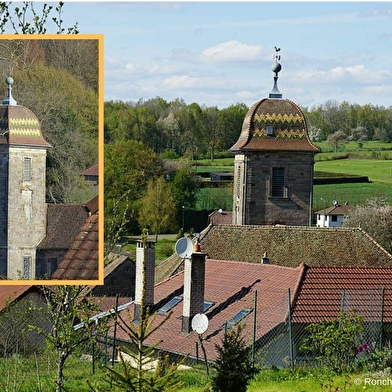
[138,177,177,241]
[326,130,347,152]
[170,159,200,228]
[35,285,104,392]
[343,197,392,254]
[0,2,78,34]
[211,325,258,392]
[349,125,368,148]
[13,64,98,203]
[301,310,364,373]
[104,140,164,235]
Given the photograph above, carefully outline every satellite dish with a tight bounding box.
[175,237,193,259]
[192,313,209,334]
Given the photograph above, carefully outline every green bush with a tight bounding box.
[301,310,365,374]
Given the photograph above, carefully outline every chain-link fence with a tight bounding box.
[0,286,389,390]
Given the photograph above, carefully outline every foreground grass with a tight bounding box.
[1,354,389,391]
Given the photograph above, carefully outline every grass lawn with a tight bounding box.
[122,236,178,264]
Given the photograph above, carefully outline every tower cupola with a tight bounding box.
[230,47,320,227]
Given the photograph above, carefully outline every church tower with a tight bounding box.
[230,49,319,226]
[0,77,51,279]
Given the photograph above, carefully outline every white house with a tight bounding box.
[315,202,355,227]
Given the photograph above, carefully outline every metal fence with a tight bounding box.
[0,287,389,390]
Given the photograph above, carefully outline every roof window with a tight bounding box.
[223,308,252,329]
[157,296,182,315]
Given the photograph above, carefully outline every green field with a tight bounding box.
[194,151,392,212]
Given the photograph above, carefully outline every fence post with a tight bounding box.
[251,290,257,366]
[111,294,119,365]
[287,288,294,367]
[379,286,385,348]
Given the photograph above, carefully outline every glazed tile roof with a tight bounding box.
[292,266,392,323]
[199,225,392,267]
[230,98,319,153]
[38,204,90,250]
[110,259,303,361]
[0,105,51,147]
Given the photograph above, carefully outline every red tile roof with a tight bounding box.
[51,210,98,280]
[0,285,36,311]
[82,163,98,176]
[111,259,304,361]
[292,266,392,323]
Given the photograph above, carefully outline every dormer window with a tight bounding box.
[23,157,32,182]
[266,125,274,136]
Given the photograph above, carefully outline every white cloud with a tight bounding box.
[161,75,226,90]
[200,40,263,63]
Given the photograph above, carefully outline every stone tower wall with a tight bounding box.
[234,151,315,226]
[7,146,47,279]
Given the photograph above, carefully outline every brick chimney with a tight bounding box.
[181,245,206,334]
[134,239,155,321]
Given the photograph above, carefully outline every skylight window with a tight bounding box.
[223,308,252,330]
[203,301,215,312]
[157,296,182,315]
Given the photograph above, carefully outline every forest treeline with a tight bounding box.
[104,96,392,239]
[105,97,392,159]
[0,39,98,204]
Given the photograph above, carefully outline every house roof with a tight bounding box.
[82,163,98,177]
[38,204,90,250]
[0,285,37,312]
[292,266,392,323]
[51,210,98,280]
[315,203,355,216]
[111,259,304,361]
[199,225,392,267]
[208,210,232,226]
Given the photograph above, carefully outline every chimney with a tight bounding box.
[181,244,206,334]
[261,252,270,264]
[134,239,155,321]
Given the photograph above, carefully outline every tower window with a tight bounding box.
[271,167,286,197]
[23,157,32,182]
[23,256,31,279]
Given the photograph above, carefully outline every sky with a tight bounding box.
[62,2,392,109]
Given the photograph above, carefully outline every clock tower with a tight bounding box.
[0,77,51,279]
[230,50,319,226]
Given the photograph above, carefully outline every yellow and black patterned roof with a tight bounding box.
[0,105,51,147]
[0,77,51,148]
[230,97,319,153]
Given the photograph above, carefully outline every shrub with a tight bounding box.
[301,310,365,373]
[211,325,258,392]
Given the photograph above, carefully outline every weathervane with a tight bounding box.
[274,46,281,62]
[269,46,282,98]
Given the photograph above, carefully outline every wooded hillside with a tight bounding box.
[0,39,98,203]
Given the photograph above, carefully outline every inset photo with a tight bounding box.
[0,36,103,283]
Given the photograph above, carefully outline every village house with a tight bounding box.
[315,201,355,227]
